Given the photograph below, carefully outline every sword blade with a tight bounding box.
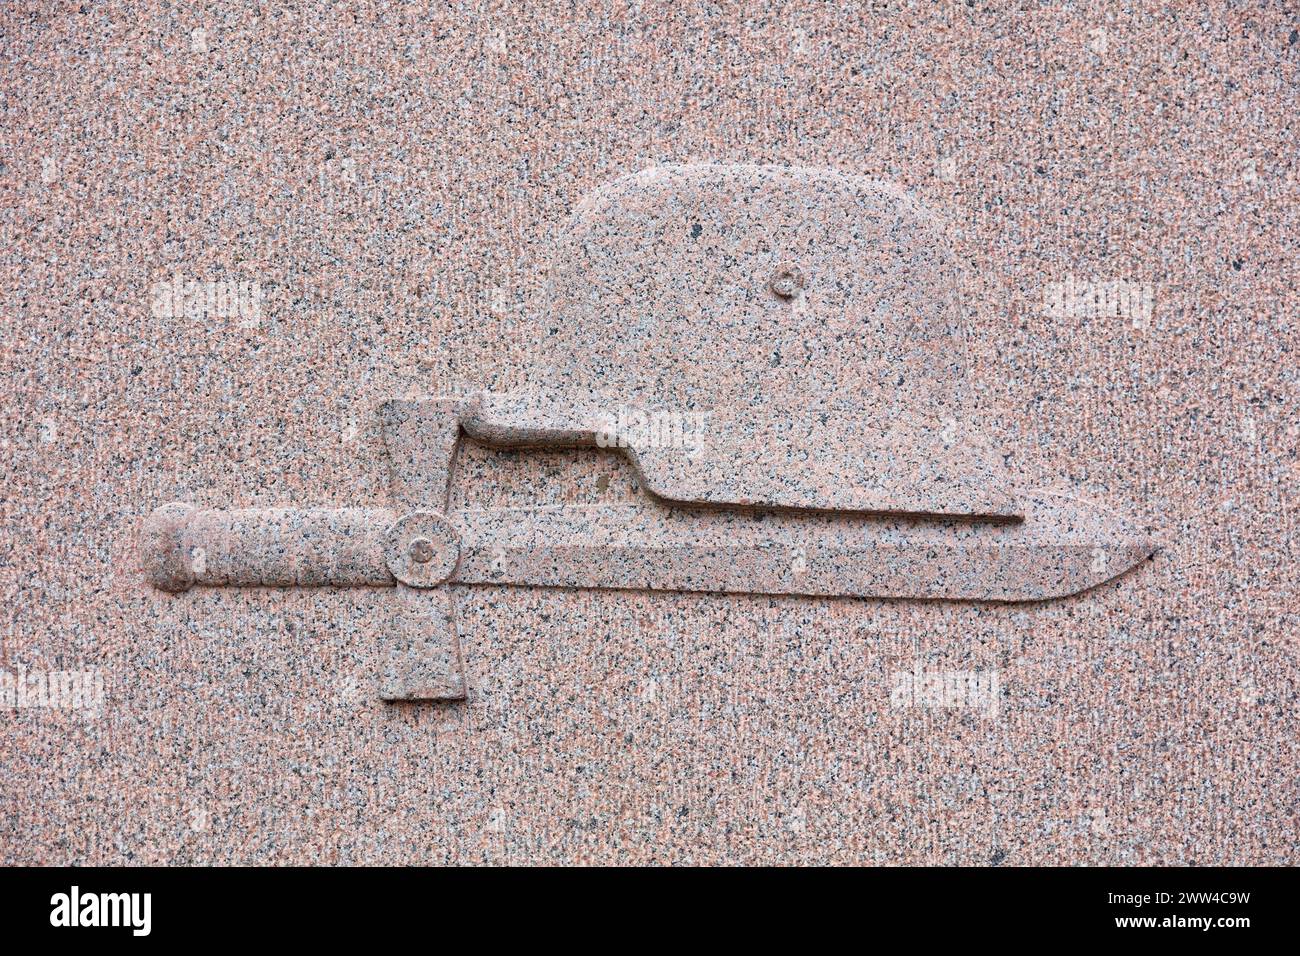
[449,490,1156,602]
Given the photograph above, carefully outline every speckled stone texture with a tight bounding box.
[2,2,1297,865]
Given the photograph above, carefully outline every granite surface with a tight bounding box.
[2,2,1297,864]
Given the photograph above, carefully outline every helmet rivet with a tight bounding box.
[769,265,804,299]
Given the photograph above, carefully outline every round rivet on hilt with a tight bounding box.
[769,264,805,299]
[386,511,460,587]
[408,537,435,563]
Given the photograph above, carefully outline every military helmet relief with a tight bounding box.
[142,164,1157,701]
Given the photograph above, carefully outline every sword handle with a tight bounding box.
[141,397,473,703]
[141,504,395,592]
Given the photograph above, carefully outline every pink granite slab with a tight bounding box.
[0,1,1295,866]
